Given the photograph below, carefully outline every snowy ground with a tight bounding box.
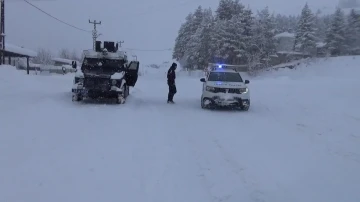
[1,56,360,202]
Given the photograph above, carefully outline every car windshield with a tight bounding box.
[81,58,125,73]
[208,72,243,82]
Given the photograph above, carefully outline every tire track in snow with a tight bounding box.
[186,133,266,202]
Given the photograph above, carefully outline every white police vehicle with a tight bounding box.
[200,63,250,110]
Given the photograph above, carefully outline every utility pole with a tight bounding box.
[89,19,101,50]
[117,41,124,48]
[0,0,5,65]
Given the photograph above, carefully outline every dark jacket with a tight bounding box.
[167,63,176,85]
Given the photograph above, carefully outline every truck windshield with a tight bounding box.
[208,72,243,82]
[81,58,125,73]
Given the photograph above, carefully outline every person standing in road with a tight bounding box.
[167,62,177,103]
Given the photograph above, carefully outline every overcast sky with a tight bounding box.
[6,0,338,64]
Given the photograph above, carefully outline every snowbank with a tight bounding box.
[257,56,360,80]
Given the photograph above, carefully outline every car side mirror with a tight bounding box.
[200,78,206,82]
[245,80,250,84]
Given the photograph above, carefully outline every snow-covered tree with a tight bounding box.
[173,6,207,69]
[345,9,360,53]
[58,48,71,59]
[33,48,53,65]
[215,0,244,20]
[186,8,214,70]
[242,7,259,66]
[325,8,347,55]
[211,4,247,64]
[294,3,317,54]
[274,14,301,34]
[172,13,194,64]
[190,6,204,33]
[70,49,79,61]
[314,9,329,41]
[254,7,277,60]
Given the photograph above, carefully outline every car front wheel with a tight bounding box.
[240,100,250,111]
[201,98,214,109]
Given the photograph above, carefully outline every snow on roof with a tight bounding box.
[4,43,37,57]
[83,49,126,59]
[52,57,75,64]
[274,32,295,38]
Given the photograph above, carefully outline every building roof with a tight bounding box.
[274,32,295,38]
[4,43,37,57]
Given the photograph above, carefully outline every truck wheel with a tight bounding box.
[72,93,82,102]
[116,94,125,104]
[123,85,129,98]
[241,105,249,111]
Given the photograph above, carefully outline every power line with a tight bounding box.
[21,0,173,52]
[23,0,91,33]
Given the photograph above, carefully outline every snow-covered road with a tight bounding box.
[1,56,360,202]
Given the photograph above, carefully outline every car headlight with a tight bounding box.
[206,86,215,92]
[112,80,117,85]
[239,88,248,93]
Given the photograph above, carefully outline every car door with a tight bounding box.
[125,61,139,87]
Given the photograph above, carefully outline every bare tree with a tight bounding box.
[70,49,79,61]
[32,48,53,65]
[58,48,71,59]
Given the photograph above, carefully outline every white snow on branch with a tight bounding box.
[274,32,295,39]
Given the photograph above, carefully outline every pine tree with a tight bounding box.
[255,7,277,60]
[314,9,328,41]
[345,9,360,53]
[242,7,256,60]
[325,8,347,55]
[186,8,214,70]
[183,6,205,69]
[215,0,244,20]
[191,6,204,33]
[294,3,317,54]
[275,14,283,33]
[288,15,300,33]
[211,15,246,63]
[172,13,193,62]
